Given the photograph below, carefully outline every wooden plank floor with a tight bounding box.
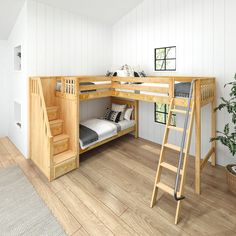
[0,136,236,235]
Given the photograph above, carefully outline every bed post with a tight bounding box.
[211,79,216,166]
[76,78,80,168]
[195,79,201,194]
[135,100,139,138]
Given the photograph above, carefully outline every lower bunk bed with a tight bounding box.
[79,98,138,154]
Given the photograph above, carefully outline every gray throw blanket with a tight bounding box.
[80,124,99,146]
[174,82,191,98]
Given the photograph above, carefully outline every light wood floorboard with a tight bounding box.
[0,136,236,235]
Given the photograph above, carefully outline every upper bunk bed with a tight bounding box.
[29,75,216,194]
[54,75,215,108]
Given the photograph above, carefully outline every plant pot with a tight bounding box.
[226,164,236,195]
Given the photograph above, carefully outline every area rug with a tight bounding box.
[0,165,66,236]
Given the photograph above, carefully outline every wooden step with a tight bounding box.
[53,150,77,179]
[47,106,59,121]
[50,119,63,136]
[53,150,76,165]
[161,162,183,175]
[53,134,69,155]
[168,126,184,132]
[171,109,187,114]
[164,143,186,153]
[157,182,174,195]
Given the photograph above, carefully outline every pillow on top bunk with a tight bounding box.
[103,108,121,123]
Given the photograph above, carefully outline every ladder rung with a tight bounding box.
[161,162,183,175]
[157,182,174,196]
[171,109,191,115]
[164,143,186,153]
[168,126,184,132]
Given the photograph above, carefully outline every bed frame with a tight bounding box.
[29,75,216,194]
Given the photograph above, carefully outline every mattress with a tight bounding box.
[79,118,135,150]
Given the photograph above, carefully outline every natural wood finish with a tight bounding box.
[112,83,169,94]
[50,119,63,136]
[195,80,202,194]
[30,75,216,195]
[200,147,215,171]
[150,96,195,224]
[211,80,217,166]
[53,134,69,155]
[1,137,236,235]
[80,84,111,91]
[29,78,53,180]
[79,91,112,101]
[47,106,59,121]
[54,158,77,179]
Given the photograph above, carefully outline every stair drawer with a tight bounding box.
[54,158,76,178]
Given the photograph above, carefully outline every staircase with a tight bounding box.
[150,81,195,224]
[47,106,77,179]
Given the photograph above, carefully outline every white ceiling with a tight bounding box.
[0,0,143,40]
[0,0,25,39]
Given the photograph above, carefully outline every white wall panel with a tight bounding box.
[112,0,236,166]
[0,40,9,137]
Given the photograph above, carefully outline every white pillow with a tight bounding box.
[112,103,126,113]
[124,108,133,121]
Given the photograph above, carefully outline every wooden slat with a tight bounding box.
[156,182,174,196]
[168,126,184,132]
[112,83,169,94]
[80,84,111,91]
[164,143,186,153]
[171,109,187,114]
[79,91,112,101]
[78,76,111,82]
[112,91,170,104]
[112,76,171,84]
[200,147,215,171]
[160,162,183,174]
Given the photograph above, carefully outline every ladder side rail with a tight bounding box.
[174,80,196,201]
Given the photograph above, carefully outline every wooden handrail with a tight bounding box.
[36,78,53,138]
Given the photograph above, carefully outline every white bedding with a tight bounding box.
[79,118,135,150]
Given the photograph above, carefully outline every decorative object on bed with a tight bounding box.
[211,73,236,195]
[107,65,146,80]
[155,46,176,71]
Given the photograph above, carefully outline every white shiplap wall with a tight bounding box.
[7,0,112,157]
[27,0,112,123]
[0,40,9,137]
[27,0,112,76]
[112,0,236,166]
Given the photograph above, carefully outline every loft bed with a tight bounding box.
[29,75,216,194]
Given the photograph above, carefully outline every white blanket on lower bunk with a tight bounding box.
[79,119,118,150]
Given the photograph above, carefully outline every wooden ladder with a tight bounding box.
[150,81,195,224]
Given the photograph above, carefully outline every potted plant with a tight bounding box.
[211,74,236,194]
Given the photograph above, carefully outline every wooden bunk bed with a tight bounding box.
[29,75,216,195]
